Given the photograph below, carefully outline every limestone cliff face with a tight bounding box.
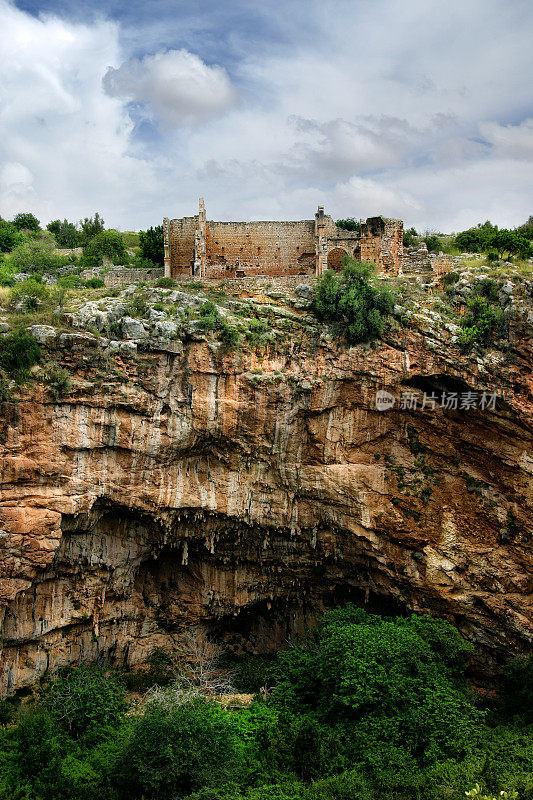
[0,290,532,693]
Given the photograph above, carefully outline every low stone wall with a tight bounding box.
[80,266,164,287]
[177,274,317,292]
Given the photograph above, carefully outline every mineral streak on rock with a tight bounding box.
[0,292,531,693]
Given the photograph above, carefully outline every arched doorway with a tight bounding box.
[353,245,361,261]
[327,247,348,271]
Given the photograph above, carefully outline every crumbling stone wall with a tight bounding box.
[401,244,453,277]
[164,200,409,280]
[204,220,316,279]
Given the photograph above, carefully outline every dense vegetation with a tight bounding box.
[0,606,530,800]
[313,259,394,344]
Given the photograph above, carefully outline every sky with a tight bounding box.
[0,0,532,232]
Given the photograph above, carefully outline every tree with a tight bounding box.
[10,234,62,273]
[271,606,481,764]
[79,212,105,244]
[41,663,127,739]
[423,234,442,252]
[0,218,22,252]
[81,229,128,267]
[336,218,361,233]
[313,259,394,345]
[12,212,40,233]
[47,218,82,248]
[114,699,243,799]
[139,225,164,266]
[403,226,418,247]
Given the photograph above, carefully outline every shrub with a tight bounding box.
[46,218,82,247]
[0,219,22,252]
[41,663,127,739]
[0,270,15,287]
[443,270,460,286]
[113,699,244,799]
[335,218,360,233]
[474,277,500,302]
[10,235,64,273]
[500,655,533,723]
[128,294,149,318]
[156,276,178,288]
[458,295,507,351]
[313,259,394,345]
[12,212,40,232]
[10,277,51,311]
[44,363,72,400]
[403,227,418,247]
[56,274,81,289]
[0,330,41,379]
[84,277,105,289]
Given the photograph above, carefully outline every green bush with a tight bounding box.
[335,218,360,233]
[56,274,81,289]
[0,330,40,379]
[0,219,22,253]
[313,259,394,345]
[139,225,164,266]
[500,655,533,723]
[44,363,72,401]
[156,276,178,288]
[195,301,240,348]
[13,212,40,233]
[458,295,507,351]
[84,277,105,289]
[10,235,64,273]
[113,699,244,799]
[46,218,82,248]
[41,663,127,739]
[443,270,460,286]
[0,270,15,287]
[403,227,418,247]
[10,277,51,312]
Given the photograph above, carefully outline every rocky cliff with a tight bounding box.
[0,273,532,693]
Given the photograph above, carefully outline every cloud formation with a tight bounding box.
[0,0,532,231]
[103,50,237,129]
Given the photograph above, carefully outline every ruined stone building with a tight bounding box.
[163,199,405,280]
[163,199,454,280]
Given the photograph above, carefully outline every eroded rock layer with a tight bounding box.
[1,305,532,693]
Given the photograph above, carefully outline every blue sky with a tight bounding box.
[1,0,532,231]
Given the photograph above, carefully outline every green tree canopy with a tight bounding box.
[12,212,40,232]
[79,212,105,244]
[47,218,82,248]
[10,234,62,273]
[81,229,128,267]
[271,606,480,763]
[0,219,22,252]
[139,225,164,266]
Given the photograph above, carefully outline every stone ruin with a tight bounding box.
[163,199,452,281]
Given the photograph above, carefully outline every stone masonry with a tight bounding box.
[163,199,416,280]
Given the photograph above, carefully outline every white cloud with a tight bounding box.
[479,119,533,161]
[0,0,532,232]
[103,50,237,129]
[0,0,157,225]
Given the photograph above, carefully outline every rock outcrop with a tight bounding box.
[0,281,532,694]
